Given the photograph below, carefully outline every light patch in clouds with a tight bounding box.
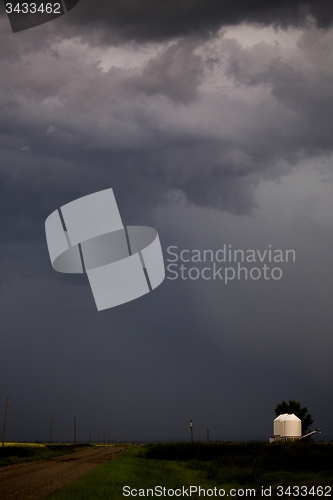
[96,43,172,72]
[223,24,303,49]
[52,37,169,72]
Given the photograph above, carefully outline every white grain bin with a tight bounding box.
[283,414,302,439]
[274,414,288,438]
[274,413,302,441]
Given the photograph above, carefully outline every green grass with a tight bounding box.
[146,442,333,489]
[43,442,333,500]
[44,445,229,500]
[0,443,91,468]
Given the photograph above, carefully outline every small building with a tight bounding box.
[270,413,302,442]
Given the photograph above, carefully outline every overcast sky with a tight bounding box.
[1,0,333,442]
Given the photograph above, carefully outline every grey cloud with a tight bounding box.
[1,13,333,442]
[125,38,204,103]
[2,26,333,246]
[54,0,333,44]
[3,1,331,42]
[224,28,333,155]
[2,194,333,441]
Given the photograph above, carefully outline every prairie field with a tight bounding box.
[0,442,89,467]
[43,442,333,500]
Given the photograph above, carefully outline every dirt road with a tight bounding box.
[0,446,123,500]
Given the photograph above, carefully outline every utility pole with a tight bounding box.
[103,429,106,447]
[190,419,193,443]
[74,416,76,445]
[2,397,9,447]
[89,427,91,445]
[207,428,210,442]
[50,416,53,445]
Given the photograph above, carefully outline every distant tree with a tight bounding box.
[274,400,314,435]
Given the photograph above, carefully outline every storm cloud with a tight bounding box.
[50,0,333,43]
[1,21,333,223]
[0,0,333,442]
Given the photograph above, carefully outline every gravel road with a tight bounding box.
[0,446,123,500]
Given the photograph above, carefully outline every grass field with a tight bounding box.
[44,445,222,500]
[146,441,333,488]
[43,442,333,500]
[0,442,90,468]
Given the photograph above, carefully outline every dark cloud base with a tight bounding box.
[1,1,332,41]
[1,0,333,442]
[63,0,333,43]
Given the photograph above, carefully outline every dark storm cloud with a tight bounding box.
[2,201,333,441]
[56,0,333,43]
[1,3,333,441]
[0,24,332,263]
[3,1,331,40]
[1,24,333,238]
[0,32,258,242]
